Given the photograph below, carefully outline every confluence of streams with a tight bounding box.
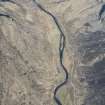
[33,1,69,105]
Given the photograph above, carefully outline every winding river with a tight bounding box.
[33,1,69,105]
[0,0,69,104]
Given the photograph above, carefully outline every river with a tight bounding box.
[33,1,69,105]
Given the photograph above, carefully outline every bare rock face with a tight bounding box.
[0,0,105,105]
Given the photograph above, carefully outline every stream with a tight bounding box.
[33,1,69,105]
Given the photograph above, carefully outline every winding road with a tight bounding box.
[33,1,69,105]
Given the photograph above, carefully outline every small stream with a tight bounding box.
[33,1,69,105]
